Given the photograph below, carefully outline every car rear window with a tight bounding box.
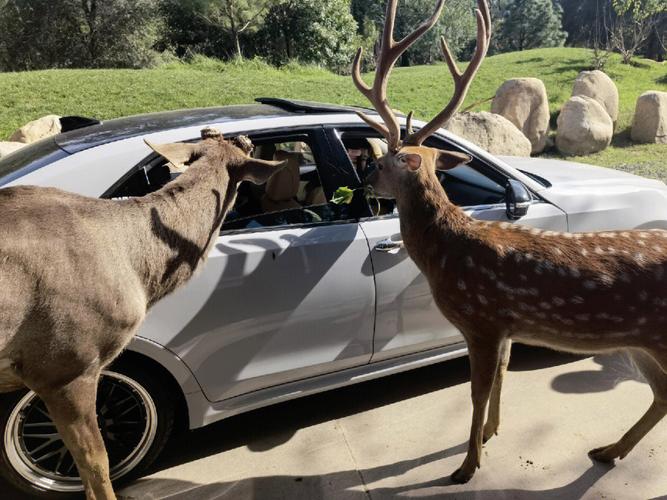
[0,138,69,186]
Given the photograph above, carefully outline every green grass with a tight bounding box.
[1,48,665,177]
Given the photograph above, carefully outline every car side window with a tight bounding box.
[336,127,506,212]
[107,131,358,233]
[222,135,349,232]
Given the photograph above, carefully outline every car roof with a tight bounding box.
[55,99,381,154]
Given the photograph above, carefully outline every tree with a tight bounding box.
[0,0,162,71]
[609,0,666,63]
[351,0,482,66]
[259,0,358,72]
[495,0,567,52]
[198,0,275,59]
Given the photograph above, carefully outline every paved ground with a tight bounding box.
[115,346,666,500]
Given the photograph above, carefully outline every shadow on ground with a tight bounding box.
[120,455,617,500]
[150,345,584,475]
[1,345,611,499]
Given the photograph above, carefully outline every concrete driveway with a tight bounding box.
[115,345,666,500]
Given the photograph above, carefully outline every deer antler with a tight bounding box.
[353,0,446,152]
[404,0,491,146]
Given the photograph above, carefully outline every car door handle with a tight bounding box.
[374,239,404,254]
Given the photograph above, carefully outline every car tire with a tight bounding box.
[0,360,175,498]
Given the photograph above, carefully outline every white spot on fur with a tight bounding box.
[465,256,474,268]
[621,232,631,238]
[530,228,541,236]
[540,302,552,310]
[575,314,590,321]
[571,296,585,304]
[462,304,475,316]
[639,291,648,301]
[477,294,488,305]
[563,233,574,239]
[458,280,467,291]
[552,297,565,306]
[441,256,448,268]
[581,249,589,257]
[595,246,604,255]
[600,275,614,286]
[637,317,647,325]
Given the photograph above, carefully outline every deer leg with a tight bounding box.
[483,338,512,443]
[589,350,667,463]
[452,338,502,484]
[39,373,116,500]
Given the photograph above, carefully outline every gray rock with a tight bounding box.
[446,112,532,157]
[491,78,550,154]
[631,91,667,144]
[556,96,613,156]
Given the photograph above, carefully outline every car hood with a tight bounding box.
[498,156,666,192]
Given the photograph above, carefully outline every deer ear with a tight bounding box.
[435,150,472,171]
[403,153,423,171]
[145,140,199,172]
[242,159,288,185]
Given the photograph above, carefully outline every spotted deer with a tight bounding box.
[0,131,285,500]
[353,0,667,484]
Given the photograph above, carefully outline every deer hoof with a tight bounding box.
[588,445,618,463]
[482,429,497,444]
[451,467,474,484]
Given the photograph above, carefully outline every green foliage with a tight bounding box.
[198,0,276,59]
[330,186,355,205]
[612,0,667,18]
[350,0,480,66]
[494,0,567,52]
[259,0,358,72]
[0,0,164,71]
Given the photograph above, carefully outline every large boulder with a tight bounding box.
[446,112,532,157]
[9,115,62,144]
[0,142,26,159]
[572,70,619,125]
[491,78,550,154]
[556,96,613,156]
[631,91,667,144]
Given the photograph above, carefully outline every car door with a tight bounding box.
[121,127,376,402]
[329,126,568,362]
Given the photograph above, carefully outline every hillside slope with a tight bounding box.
[1,48,665,174]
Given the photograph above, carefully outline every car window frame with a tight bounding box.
[327,124,546,221]
[102,125,368,236]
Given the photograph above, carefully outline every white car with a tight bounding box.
[1,98,666,497]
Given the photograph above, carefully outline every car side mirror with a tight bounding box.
[505,180,531,220]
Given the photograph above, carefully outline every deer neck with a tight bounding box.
[395,171,473,271]
[129,159,237,306]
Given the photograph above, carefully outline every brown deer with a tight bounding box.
[353,0,667,484]
[0,131,285,499]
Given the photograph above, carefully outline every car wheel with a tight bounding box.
[0,361,174,498]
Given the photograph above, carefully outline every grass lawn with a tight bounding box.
[1,48,665,178]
